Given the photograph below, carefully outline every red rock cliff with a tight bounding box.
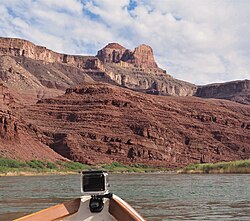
[97,43,158,69]
[96,43,126,63]
[0,37,102,69]
[123,44,158,68]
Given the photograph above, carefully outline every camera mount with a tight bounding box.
[81,170,112,213]
[89,193,113,213]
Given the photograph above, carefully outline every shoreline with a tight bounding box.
[2,169,250,176]
[0,170,79,177]
[0,170,176,177]
[178,170,250,174]
[0,158,169,176]
[179,159,250,174]
[1,158,249,176]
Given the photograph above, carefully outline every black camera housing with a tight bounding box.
[81,171,109,195]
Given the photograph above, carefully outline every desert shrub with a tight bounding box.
[26,160,45,169]
[46,162,57,169]
[182,159,250,174]
[0,158,26,168]
[102,162,128,171]
[61,161,90,171]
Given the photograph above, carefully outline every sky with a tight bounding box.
[0,0,250,85]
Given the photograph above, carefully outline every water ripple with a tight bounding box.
[0,174,249,221]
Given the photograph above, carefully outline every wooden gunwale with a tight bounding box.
[13,195,146,221]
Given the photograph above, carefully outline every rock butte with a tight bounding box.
[0,37,249,166]
[97,43,158,69]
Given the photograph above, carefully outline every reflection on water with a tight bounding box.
[0,173,249,220]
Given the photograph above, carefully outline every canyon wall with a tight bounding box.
[0,37,249,101]
[0,37,197,96]
[0,37,102,69]
[20,83,250,167]
[97,43,158,69]
[0,37,249,165]
[196,80,250,105]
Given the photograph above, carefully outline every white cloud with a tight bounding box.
[0,0,249,84]
[36,0,83,15]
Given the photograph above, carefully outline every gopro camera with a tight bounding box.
[81,171,109,196]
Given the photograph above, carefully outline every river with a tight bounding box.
[0,173,249,220]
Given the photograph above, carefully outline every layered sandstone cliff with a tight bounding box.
[97,43,158,69]
[0,82,14,108]
[0,109,65,161]
[0,37,196,97]
[0,37,249,166]
[1,37,249,102]
[0,37,102,69]
[124,44,158,68]
[19,83,250,167]
[96,42,196,96]
[97,43,126,63]
[196,80,250,105]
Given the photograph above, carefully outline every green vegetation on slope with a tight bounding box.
[0,158,163,175]
[180,159,250,174]
[0,158,59,174]
[101,162,162,173]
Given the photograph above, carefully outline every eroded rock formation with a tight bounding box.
[0,110,65,161]
[97,43,126,63]
[19,83,250,167]
[0,37,197,97]
[0,37,249,165]
[124,44,158,68]
[0,82,14,108]
[196,80,250,105]
[0,37,102,68]
[97,43,158,69]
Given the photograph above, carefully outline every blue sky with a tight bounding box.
[0,0,250,84]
